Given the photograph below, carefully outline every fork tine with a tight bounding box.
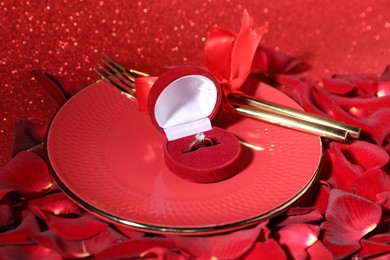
[94,66,136,99]
[104,54,150,77]
[101,59,136,83]
[97,63,136,92]
[97,63,135,91]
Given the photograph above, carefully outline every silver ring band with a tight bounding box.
[187,132,213,152]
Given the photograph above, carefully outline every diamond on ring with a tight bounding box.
[187,132,214,152]
[195,132,206,142]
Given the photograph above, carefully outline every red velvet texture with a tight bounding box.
[164,127,241,183]
[148,66,241,183]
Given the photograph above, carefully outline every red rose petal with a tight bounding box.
[113,224,145,239]
[323,143,364,191]
[45,214,108,240]
[140,247,189,260]
[353,169,390,210]
[95,238,177,259]
[337,141,389,171]
[330,96,390,144]
[322,189,382,259]
[32,70,67,106]
[290,83,335,116]
[276,223,320,260]
[306,241,334,260]
[0,210,40,245]
[31,227,126,258]
[370,233,390,244]
[0,195,14,228]
[253,46,308,76]
[378,65,390,97]
[281,76,390,145]
[376,192,390,209]
[331,95,390,117]
[297,182,330,213]
[322,74,378,97]
[0,151,53,199]
[321,76,356,95]
[275,207,323,227]
[0,245,61,260]
[168,222,267,259]
[11,120,47,157]
[49,74,85,97]
[243,239,287,260]
[359,239,390,259]
[28,192,82,216]
[275,74,307,92]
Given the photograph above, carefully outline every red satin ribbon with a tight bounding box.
[134,76,158,111]
[135,10,267,112]
[204,9,267,111]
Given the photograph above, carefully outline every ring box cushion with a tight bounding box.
[148,66,241,183]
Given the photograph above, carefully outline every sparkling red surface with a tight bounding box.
[1,0,390,165]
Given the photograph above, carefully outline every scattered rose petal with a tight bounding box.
[353,169,390,210]
[140,247,188,260]
[28,192,82,216]
[278,74,390,145]
[276,223,320,260]
[0,151,52,199]
[337,141,389,171]
[306,240,334,260]
[274,74,308,97]
[11,120,47,157]
[322,74,378,97]
[329,96,390,144]
[378,65,390,97]
[282,81,333,117]
[48,74,85,97]
[113,224,145,239]
[32,71,86,105]
[359,239,390,259]
[321,76,357,95]
[369,233,390,244]
[331,95,390,118]
[168,222,266,259]
[295,182,330,213]
[274,207,323,227]
[243,239,286,260]
[322,143,364,191]
[0,210,40,245]
[31,70,67,106]
[45,213,108,240]
[253,45,309,76]
[321,189,382,259]
[31,227,125,258]
[0,195,14,228]
[95,238,177,259]
[0,244,62,260]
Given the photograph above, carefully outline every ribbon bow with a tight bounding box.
[204,9,267,111]
[135,10,267,112]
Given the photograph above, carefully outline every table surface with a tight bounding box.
[1,0,390,165]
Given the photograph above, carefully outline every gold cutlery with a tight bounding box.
[94,55,361,141]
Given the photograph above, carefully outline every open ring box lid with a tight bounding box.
[148,66,241,183]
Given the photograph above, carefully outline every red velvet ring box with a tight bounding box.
[148,66,241,183]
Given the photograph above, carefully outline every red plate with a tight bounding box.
[46,80,322,235]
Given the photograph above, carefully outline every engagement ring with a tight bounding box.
[187,132,213,152]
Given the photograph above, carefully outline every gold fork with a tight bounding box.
[94,55,361,141]
[93,54,149,99]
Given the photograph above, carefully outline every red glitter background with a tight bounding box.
[1,0,390,165]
